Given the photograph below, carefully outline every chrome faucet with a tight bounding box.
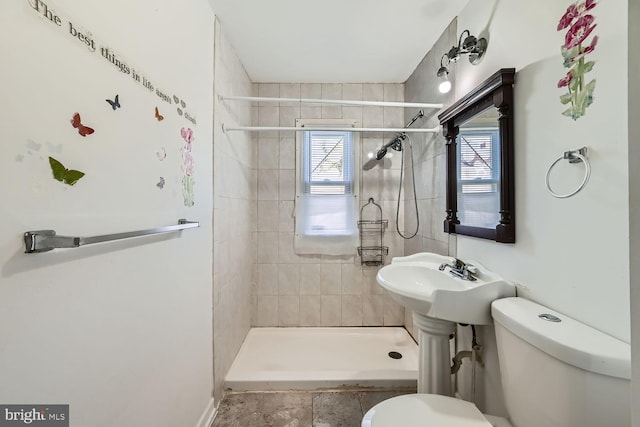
[439,258,478,281]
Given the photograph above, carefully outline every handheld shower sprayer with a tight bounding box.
[374,109,425,160]
[375,134,406,160]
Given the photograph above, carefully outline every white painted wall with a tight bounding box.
[628,0,640,424]
[455,0,629,342]
[409,0,633,417]
[0,1,215,426]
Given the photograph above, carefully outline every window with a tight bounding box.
[294,119,359,255]
[456,128,500,228]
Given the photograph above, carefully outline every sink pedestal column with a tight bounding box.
[412,312,456,396]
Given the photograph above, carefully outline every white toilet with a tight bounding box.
[362,297,631,427]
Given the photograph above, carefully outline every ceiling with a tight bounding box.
[208,0,469,83]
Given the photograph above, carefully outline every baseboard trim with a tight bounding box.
[196,398,217,427]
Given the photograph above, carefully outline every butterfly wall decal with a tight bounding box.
[49,156,85,186]
[155,106,164,121]
[156,147,166,161]
[156,177,165,189]
[106,94,121,110]
[70,113,95,137]
[26,139,42,151]
[46,142,63,154]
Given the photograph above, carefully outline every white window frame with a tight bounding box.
[294,118,360,255]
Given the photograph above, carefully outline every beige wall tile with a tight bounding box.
[257,295,278,326]
[363,84,383,101]
[278,295,300,326]
[300,264,321,295]
[258,170,279,200]
[278,169,295,201]
[257,232,279,263]
[341,264,363,295]
[320,265,342,295]
[278,201,294,232]
[343,83,363,101]
[342,295,363,326]
[257,200,279,231]
[279,137,295,170]
[301,83,321,99]
[278,264,300,295]
[300,296,321,326]
[279,83,301,100]
[320,295,341,326]
[383,293,405,326]
[258,263,278,295]
[363,295,384,326]
[258,138,280,170]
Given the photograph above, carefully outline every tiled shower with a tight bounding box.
[251,82,408,329]
[212,19,456,402]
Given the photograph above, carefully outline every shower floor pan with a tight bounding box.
[225,327,418,391]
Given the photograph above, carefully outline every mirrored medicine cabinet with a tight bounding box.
[438,68,516,243]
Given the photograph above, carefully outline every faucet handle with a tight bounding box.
[465,264,478,274]
[448,257,462,267]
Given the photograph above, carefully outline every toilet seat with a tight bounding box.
[361,394,497,427]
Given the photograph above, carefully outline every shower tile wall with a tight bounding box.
[252,83,407,327]
[213,22,256,401]
[402,19,457,338]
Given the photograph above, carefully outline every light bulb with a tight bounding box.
[439,80,452,94]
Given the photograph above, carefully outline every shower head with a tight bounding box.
[375,147,388,160]
[375,134,406,160]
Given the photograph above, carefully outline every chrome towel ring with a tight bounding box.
[545,147,591,198]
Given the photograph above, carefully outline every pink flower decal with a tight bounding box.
[557,0,598,120]
[564,15,596,49]
[581,35,598,55]
[557,0,596,30]
[179,127,195,207]
[557,4,578,30]
[182,153,194,176]
[181,127,194,144]
[557,72,573,88]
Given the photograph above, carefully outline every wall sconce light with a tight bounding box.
[437,64,451,94]
[436,29,488,94]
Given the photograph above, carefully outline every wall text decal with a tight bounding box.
[27,0,197,126]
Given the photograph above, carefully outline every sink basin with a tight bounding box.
[376,252,515,325]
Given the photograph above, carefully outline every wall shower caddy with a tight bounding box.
[357,198,388,266]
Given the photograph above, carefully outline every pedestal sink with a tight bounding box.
[376,252,515,396]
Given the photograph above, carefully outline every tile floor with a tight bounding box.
[212,389,416,427]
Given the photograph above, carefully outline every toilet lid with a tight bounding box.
[362,394,494,427]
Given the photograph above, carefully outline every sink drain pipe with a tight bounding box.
[451,324,484,403]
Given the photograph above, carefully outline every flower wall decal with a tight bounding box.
[557,0,598,120]
[180,127,195,207]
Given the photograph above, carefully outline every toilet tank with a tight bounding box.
[491,297,630,427]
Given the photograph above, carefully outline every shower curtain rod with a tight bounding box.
[219,95,443,109]
[221,124,440,133]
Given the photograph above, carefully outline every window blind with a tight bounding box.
[458,130,499,194]
[457,128,500,227]
[294,121,359,255]
[303,131,354,195]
